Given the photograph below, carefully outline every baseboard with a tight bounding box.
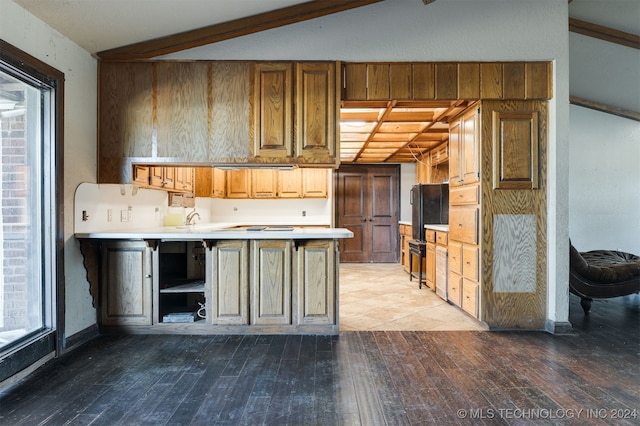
[64,323,100,353]
[545,319,573,335]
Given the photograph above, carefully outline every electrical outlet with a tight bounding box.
[302,210,306,217]
[107,209,112,222]
[127,206,132,221]
[233,207,238,215]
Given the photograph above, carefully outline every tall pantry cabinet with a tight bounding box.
[448,106,481,318]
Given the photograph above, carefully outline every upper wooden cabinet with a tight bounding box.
[449,106,480,187]
[342,62,552,101]
[253,63,294,160]
[99,60,338,183]
[253,61,339,166]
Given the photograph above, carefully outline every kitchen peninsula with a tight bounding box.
[76,224,352,335]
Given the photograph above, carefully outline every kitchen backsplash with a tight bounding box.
[74,183,332,233]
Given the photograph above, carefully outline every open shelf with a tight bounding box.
[160,280,205,293]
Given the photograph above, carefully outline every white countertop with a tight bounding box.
[75,223,353,241]
[424,224,449,232]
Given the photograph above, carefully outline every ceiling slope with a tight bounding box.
[96,0,383,60]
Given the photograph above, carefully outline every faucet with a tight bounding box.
[185,209,201,226]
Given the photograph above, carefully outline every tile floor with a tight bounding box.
[339,262,486,331]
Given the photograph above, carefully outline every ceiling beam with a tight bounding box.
[97,0,384,61]
[570,96,640,122]
[569,18,640,50]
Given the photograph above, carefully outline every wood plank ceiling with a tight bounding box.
[340,100,472,163]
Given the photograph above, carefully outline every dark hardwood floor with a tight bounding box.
[1,294,638,425]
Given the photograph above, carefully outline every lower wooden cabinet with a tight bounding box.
[101,241,155,326]
[208,240,249,325]
[92,238,339,333]
[294,240,336,326]
[251,240,293,325]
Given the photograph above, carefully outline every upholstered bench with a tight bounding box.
[569,242,640,314]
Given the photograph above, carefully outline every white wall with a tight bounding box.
[164,0,571,328]
[569,106,640,254]
[1,1,98,337]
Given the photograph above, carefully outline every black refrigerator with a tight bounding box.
[410,183,449,241]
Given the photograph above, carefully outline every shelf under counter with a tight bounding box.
[160,280,205,293]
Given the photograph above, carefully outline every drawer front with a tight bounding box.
[425,229,436,243]
[448,240,462,274]
[436,231,448,246]
[448,271,462,307]
[462,244,479,281]
[462,278,479,317]
[450,185,479,205]
[449,206,478,245]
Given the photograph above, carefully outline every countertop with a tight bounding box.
[75,223,353,241]
[424,224,449,232]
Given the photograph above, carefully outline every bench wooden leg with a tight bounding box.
[580,297,592,314]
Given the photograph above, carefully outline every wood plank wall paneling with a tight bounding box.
[481,100,548,330]
[342,62,552,101]
[156,62,209,160]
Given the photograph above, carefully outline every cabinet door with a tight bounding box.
[226,169,251,198]
[212,168,226,198]
[277,168,303,198]
[294,240,336,326]
[251,240,292,325]
[448,116,462,186]
[461,108,480,184]
[251,169,278,198]
[295,62,338,164]
[302,168,329,198]
[132,165,150,186]
[174,167,194,193]
[253,63,293,159]
[209,240,249,325]
[101,241,153,326]
[426,242,436,291]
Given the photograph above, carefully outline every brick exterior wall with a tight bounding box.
[1,113,28,332]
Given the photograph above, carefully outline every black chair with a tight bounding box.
[569,241,640,314]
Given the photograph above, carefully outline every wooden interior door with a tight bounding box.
[336,165,399,263]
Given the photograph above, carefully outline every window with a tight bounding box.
[0,40,64,383]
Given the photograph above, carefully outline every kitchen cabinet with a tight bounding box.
[342,62,552,102]
[132,165,150,186]
[208,240,249,325]
[100,241,155,326]
[226,169,251,199]
[277,168,303,198]
[149,166,173,189]
[140,166,194,193]
[157,241,206,323]
[196,167,327,199]
[251,169,278,198]
[253,62,339,166]
[250,240,293,325]
[302,168,329,198]
[174,167,194,193]
[399,224,412,273]
[294,240,336,326]
[195,167,227,198]
[425,236,436,291]
[98,61,251,183]
[449,107,480,187]
[448,105,481,319]
[253,63,294,160]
